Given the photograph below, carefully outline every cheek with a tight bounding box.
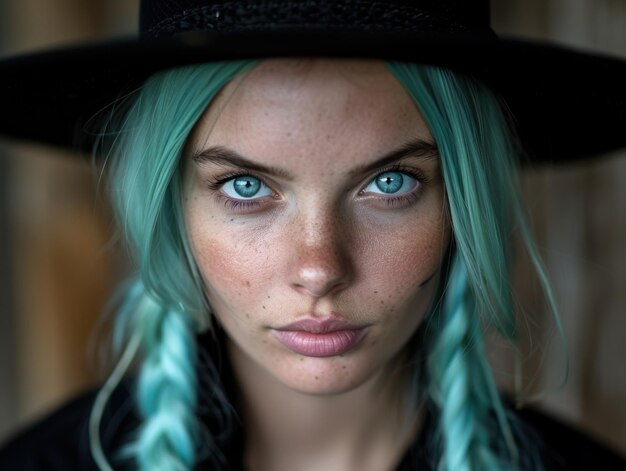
[184,205,276,313]
[192,234,273,303]
[361,239,443,335]
[357,208,451,301]
[355,217,449,348]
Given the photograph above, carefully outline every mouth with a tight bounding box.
[273,318,368,357]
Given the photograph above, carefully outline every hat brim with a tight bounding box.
[0,30,624,163]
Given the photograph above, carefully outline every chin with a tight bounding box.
[271,354,382,396]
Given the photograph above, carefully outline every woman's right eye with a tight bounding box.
[221,175,272,200]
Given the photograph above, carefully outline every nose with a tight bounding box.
[288,211,354,298]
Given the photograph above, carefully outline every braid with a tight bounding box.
[428,258,507,470]
[134,292,199,471]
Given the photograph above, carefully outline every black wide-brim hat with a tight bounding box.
[1,0,625,163]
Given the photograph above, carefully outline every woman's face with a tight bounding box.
[184,59,450,395]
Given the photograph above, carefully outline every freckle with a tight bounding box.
[315,376,319,380]
[245,280,250,287]
[374,290,378,294]
[380,300,385,305]
[267,295,271,299]
[262,305,266,309]
[342,365,347,369]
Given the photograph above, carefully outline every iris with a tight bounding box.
[375,171,404,194]
[233,176,261,197]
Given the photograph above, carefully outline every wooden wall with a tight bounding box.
[493,0,626,453]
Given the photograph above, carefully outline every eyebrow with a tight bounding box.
[348,138,439,176]
[192,146,294,179]
[191,138,439,179]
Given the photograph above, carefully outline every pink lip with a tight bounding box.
[273,318,367,357]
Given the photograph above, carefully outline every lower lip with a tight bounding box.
[274,329,366,357]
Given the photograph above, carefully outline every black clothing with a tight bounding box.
[2,332,626,470]
[3,385,626,470]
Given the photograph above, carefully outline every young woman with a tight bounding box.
[1,1,625,470]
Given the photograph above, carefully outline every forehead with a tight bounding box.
[189,59,432,170]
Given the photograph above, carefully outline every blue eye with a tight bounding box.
[364,171,418,195]
[222,175,272,199]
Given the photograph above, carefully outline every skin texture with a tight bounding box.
[183,59,451,470]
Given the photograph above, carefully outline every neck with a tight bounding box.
[228,340,423,471]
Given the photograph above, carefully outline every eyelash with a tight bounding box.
[205,164,430,211]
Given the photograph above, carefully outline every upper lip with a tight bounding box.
[276,318,365,334]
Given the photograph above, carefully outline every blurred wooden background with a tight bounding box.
[0,0,624,455]
[0,0,138,445]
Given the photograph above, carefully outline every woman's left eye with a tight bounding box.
[363,170,419,195]
[222,175,272,199]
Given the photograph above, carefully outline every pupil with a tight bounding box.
[376,172,403,194]
[234,177,260,197]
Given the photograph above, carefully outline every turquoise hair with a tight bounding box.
[389,63,558,470]
[91,61,257,470]
[92,60,558,470]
